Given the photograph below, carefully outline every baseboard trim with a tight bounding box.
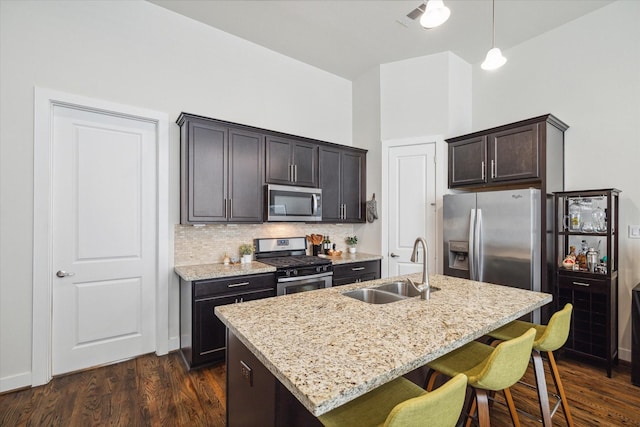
[0,371,31,394]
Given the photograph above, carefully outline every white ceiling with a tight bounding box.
[149,0,614,80]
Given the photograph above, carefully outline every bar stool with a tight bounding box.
[319,373,467,427]
[486,303,574,427]
[425,328,536,427]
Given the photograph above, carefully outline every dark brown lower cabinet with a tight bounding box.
[557,272,618,377]
[180,273,276,369]
[227,330,322,427]
[332,259,381,286]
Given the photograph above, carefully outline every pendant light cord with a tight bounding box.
[491,0,496,48]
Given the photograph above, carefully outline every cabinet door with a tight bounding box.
[194,288,275,367]
[489,123,539,183]
[229,128,264,222]
[265,136,294,185]
[319,146,341,221]
[194,293,237,366]
[341,150,365,222]
[291,141,318,187]
[185,121,227,223]
[448,136,487,188]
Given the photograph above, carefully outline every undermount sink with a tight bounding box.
[342,288,406,304]
[342,281,441,304]
[374,281,422,297]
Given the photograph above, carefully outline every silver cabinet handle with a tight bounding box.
[229,198,232,219]
[481,161,485,180]
[294,164,298,182]
[351,267,365,271]
[228,282,250,288]
[56,270,75,278]
[572,281,590,287]
[390,253,400,258]
[491,159,496,179]
[224,199,228,218]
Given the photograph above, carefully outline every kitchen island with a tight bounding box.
[215,273,552,426]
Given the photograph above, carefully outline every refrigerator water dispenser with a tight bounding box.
[448,240,469,272]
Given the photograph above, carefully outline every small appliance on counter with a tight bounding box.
[254,237,332,295]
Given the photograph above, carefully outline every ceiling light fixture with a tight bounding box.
[419,0,451,29]
[481,0,507,70]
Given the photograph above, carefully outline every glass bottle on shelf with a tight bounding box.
[580,198,594,232]
[593,206,606,232]
[568,199,581,231]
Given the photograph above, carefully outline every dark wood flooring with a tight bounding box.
[1,351,638,426]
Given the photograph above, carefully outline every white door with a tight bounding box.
[387,143,437,277]
[51,105,157,375]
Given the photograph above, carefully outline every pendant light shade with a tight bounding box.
[420,0,451,29]
[481,47,507,70]
[481,0,506,70]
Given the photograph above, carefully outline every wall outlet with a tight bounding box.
[630,225,640,239]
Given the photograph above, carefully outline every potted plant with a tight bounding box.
[239,243,253,264]
[345,236,358,253]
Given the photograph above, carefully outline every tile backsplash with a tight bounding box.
[174,223,356,266]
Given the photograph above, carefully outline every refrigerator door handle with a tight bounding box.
[469,209,476,280]
[475,209,483,282]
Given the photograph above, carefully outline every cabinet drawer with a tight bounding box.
[194,273,276,298]
[558,275,607,293]
[333,260,380,279]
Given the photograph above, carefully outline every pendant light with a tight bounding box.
[481,0,507,70]
[420,0,451,29]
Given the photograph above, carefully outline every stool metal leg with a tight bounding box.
[547,351,575,427]
[532,350,553,426]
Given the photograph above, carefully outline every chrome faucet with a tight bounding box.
[407,237,430,300]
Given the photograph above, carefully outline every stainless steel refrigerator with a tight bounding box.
[443,188,542,321]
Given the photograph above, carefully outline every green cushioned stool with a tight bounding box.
[487,303,574,427]
[426,328,536,427]
[319,373,467,427]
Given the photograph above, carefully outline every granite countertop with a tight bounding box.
[174,252,382,281]
[215,273,552,417]
[174,262,276,281]
[317,251,382,265]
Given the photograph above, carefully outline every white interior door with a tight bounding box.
[387,143,437,277]
[51,105,157,375]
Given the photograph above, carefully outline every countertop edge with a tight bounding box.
[175,253,383,281]
[215,273,552,416]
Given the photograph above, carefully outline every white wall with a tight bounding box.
[473,0,640,361]
[0,0,352,391]
[378,52,472,276]
[352,66,382,255]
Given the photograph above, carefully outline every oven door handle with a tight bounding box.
[278,271,333,283]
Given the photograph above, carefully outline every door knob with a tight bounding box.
[390,253,400,258]
[56,270,75,278]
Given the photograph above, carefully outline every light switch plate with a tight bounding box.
[629,225,640,239]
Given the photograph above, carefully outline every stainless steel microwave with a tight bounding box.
[265,184,322,222]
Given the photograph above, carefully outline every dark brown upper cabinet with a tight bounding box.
[447,114,568,192]
[265,136,318,187]
[319,146,366,223]
[178,114,264,224]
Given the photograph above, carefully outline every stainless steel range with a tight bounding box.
[254,237,333,296]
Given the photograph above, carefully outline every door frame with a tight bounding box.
[381,135,447,278]
[32,87,170,386]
